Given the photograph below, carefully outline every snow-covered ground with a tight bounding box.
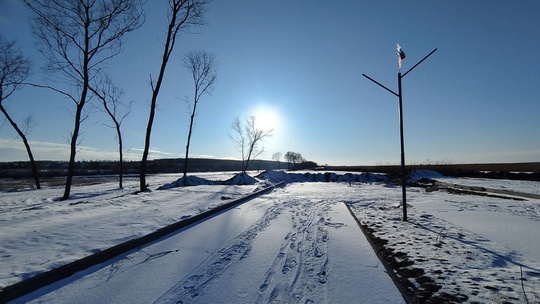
[1,170,540,303]
[349,182,540,303]
[440,176,540,196]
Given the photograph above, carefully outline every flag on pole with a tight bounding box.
[397,43,406,70]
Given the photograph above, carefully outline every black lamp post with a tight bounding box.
[362,46,437,221]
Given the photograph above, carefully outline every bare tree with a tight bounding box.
[272,152,282,170]
[90,75,133,189]
[139,0,211,192]
[0,37,41,189]
[24,0,144,200]
[284,151,304,170]
[181,50,217,180]
[229,116,273,173]
[230,117,246,171]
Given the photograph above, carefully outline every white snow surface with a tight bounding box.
[441,176,540,196]
[349,178,540,303]
[1,170,540,303]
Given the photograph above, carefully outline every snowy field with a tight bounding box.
[1,170,539,303]
[349,181,540,303]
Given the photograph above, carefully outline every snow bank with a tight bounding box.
[157,175,217,189]
[157,170,390,190]
[223,172,259,185]
[256,170,388,184]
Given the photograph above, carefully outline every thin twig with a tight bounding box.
[521,265,530,304]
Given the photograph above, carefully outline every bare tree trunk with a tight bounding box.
[183,107,196,178]
[62,10,91,200]
[140,56,166,192]
[140,3,181,192]
[244,144,255,173]
[181,50,217,180]
[62,86,88,200]
[140,0,210,192]
[117,126,124,189]
[90,76,132,189]
[22,135,40,189]
[0,37,39,188]
[0,105,40,189]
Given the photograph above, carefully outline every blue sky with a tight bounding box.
[1,0,539,166]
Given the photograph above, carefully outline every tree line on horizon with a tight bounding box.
[0,154,318,179]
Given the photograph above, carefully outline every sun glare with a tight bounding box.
[254,107,280,132]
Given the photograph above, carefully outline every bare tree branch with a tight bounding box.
[89,74,133,188]
[181,49,217,179]
[230,116,273,173]
[0,36,41,189]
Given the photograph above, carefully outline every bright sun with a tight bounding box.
[254,107,279,131]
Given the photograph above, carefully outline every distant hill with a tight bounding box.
[0,158,283,178]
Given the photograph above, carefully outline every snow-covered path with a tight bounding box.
[14,184,404,303]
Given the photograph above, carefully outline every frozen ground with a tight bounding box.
[13,183,403,303]
[349,182,540,303]
[440,176,540,196]
[1,170,539,303]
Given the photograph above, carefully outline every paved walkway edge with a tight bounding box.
[344,202,414,304]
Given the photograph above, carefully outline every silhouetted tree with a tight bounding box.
[284,151,305,170]
[90,75,133,189]
[229,116,273,173]
[0,36,40,189]
[140,0,211,192]
[272,152,282,170]
[181,49,217,181]
[295,160,318,170]
[25,0,144,200]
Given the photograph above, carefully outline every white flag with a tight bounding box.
[397,43,406,69]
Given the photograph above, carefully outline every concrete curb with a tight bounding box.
[0,181,285,303]
[344,202,415,304]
